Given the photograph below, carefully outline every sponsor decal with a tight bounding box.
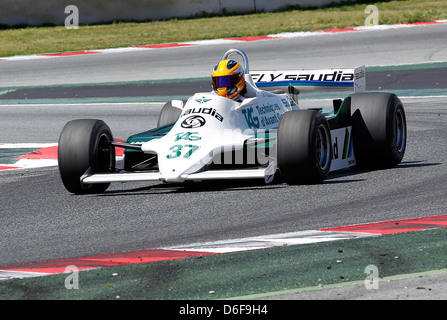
[181,115,206,129]
[181,107,224,122]
[174,132,201,141]
[355,68,365,81]
[242,104,284,129]
[330,127,355,171]
[166,144,200,159]
[332,127,354,160]
[256,103,283,127]
[251,70,354,83]
[280,98,291,109]
[242,107,260,129]
[195,96,212,104]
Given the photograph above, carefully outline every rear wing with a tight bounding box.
[251,66,365,94]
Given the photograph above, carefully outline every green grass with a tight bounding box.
[1,0,446,57]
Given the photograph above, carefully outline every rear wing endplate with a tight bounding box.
[251,66,365,93]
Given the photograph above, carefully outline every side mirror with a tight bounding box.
[171,100,184,109]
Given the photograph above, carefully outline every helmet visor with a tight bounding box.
[212,74,241,89]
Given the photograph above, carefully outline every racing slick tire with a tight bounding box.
[157,100,183,127]
[350,92,406,168]
[58,119,115,194]
[277,110,332,184]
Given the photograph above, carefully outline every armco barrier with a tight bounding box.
[0,0,358,26]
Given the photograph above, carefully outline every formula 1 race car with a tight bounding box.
[58,49,406,194]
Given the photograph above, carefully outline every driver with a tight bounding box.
[212,59,246,101]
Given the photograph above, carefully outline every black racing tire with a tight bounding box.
[58,119,115,194]
[157,100,183,127]
[277,110,332,184]
[350,92,406,168]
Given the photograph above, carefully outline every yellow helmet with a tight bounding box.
[212,59,245,100]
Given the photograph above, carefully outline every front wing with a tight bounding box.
[81,161,277,185]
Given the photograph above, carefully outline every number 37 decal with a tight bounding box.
[167,132,201,159]
[167,144,200,159]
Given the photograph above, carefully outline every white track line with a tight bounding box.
[164,230,377,253]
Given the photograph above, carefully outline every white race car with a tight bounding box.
[58,49,406,194]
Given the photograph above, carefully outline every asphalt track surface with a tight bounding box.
[1,23,447,87]
[0,23,446,299]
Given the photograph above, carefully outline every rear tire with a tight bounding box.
[350,92,406,168]
[277,110,332,184]
[58,119,115,194]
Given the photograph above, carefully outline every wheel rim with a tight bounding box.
[316,124,331,172]
[395,108,406,153]
[96,133,114,172]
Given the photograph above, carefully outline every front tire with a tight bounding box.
[58,119,115,194]
[277,110,332,184]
